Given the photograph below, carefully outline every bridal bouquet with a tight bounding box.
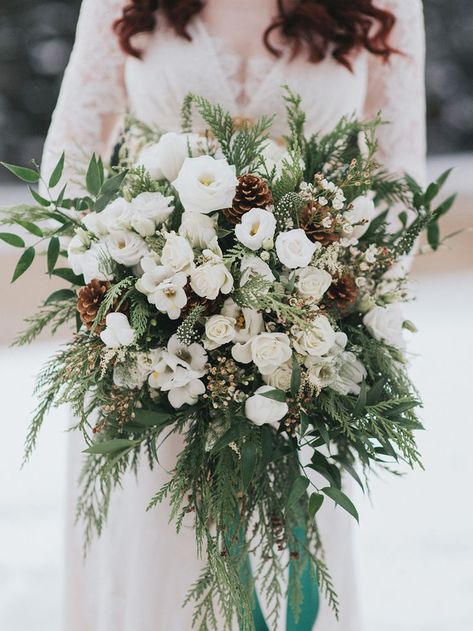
[1,91,455,629]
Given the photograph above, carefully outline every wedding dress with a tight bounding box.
[41,1,426,629]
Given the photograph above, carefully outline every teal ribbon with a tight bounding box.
[230,525,319,630]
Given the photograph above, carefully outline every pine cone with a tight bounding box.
[325,274,359,314]
[300,202,341,246]
[77,279,128,332]
[223,174,273,224]
[181,283,219,318]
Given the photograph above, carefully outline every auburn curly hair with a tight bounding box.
[113,0,397,70]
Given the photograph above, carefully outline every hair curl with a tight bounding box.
[114,0,397,70]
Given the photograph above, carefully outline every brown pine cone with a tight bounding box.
[223,174,273,224]
[325,274,359,315]
[300,202,341,246]
[77,279,110,331]
[180,283,219,318]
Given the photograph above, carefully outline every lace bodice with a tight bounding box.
[42,0,426,195]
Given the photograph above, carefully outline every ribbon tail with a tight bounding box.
[286,526,320,630]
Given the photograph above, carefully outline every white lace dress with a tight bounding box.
[41,1,426,629]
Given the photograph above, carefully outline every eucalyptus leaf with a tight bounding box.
[1,162,40,183]
[52,267,85,285]
[308,492,324,518]
[16,220,43,237]
[29,187,51,207]
[11,247,35,282]
[321,486,359,522]
[86,154,102,196]
[286,476,310,509]
[260,388,286,403]
[48,152,65,188]
[47,237,60,275]
[0,232,25,248]
[44,288,76,305]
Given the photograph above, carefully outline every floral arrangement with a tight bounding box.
[1,90,455,630]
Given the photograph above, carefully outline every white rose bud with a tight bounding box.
[204,315,236,350]
[343,195,376,239]
[179,212,217,249]
[136,132,201,182]
[235,208,276,251]
[173,155,238,214]
[263,361,293,392]
[130,191,174,236]
[232,332,292,376]
[161,232,195,273]
[275,229,316,269]
[292,315,336,357]
[190,261,234,300]
[245,386,289,429]
[295,267,332,302]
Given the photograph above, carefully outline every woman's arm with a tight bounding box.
[41,0,127,195]
[364,0,427,187]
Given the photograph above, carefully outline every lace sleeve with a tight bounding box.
[41,0,127,195]
[364,0,427,186]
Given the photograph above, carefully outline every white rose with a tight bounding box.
[100,313,135,348]
[292,315,336,357]
[179,212,217,249]
[245,386,288,429]
[263,361,293,392]
[232,332,292,376]
[221,298,264,343]
[331,352,367,396]
[276,229,316,269]
[240,255,275,286]
[136,132,201,182]
[161,232,195,273]
[363,304,406,349]
[204,315,236,350]
[130,192,174,236]
[100,198,133,232]
[235,208,276,251]
[343,195,376,239]
[172,155,238,214]
[295,267,332,302]
[105,230,149,267]
[190,261,234,300]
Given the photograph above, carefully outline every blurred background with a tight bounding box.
[0,2,472,631]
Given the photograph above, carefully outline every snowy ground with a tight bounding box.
[1,270,472,631]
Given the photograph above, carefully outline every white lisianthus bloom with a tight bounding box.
[232,332,292,376]
[331,352,367,396]
[235,208,276,251]
[240,255,275,286]
[161,232,195,273]
[136,263,188,319]
[100,198,133,232]
[295,267,332,302]
[179,212,217,249]
[328,331,348,357]
[67,240,112,284]
[130,192,174,236]
[221,298,264,343]
[167,334,208,371]
[363,304,406,349]
[275,229,316,269]
[136,132,201,182]
[245,386,289,429]
[190,261,234,300]
[305,356,337,390]
[100,313,135,348]
[204,315,236,350]
[343,195,376,239]
[292,315,336,357]
[105,230,149,267]
[172,155,238,214]
[263,361,293,392]
[82,212,108,237]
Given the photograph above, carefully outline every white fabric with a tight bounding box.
[41,1,426,629]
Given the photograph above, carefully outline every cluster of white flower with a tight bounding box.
[69,130,409,419]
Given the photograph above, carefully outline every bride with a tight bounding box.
[41,1,426,629]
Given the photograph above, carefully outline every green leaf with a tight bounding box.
[29,187,51,207]
[331,455,364,491]
[134,408,172,427]
[52,267,85,285]
[11,247,35,282]
[308,492,324,518]
[260,388,286,403]
[47,237,60,275]
[366,378,385,405]
[353,381,367,416]
[314,418,330,444]
[321,486,359,522]
[433,193,457,220]
[385,400,421,418]
[1,162,40,183]
[425,181,440,205]
[86,154,102,196]
[0,232,25,248]
[83,438,138,455]
[286,476,310,509]
[435,167,453,189]
[291,354,301,397]
[16,220,43,237]
[44,288,76,305]
[93,171,128,213]
[241,442,257,490]
[261,425,274,463]
[48,152,65,188]
[427,222,440,251]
